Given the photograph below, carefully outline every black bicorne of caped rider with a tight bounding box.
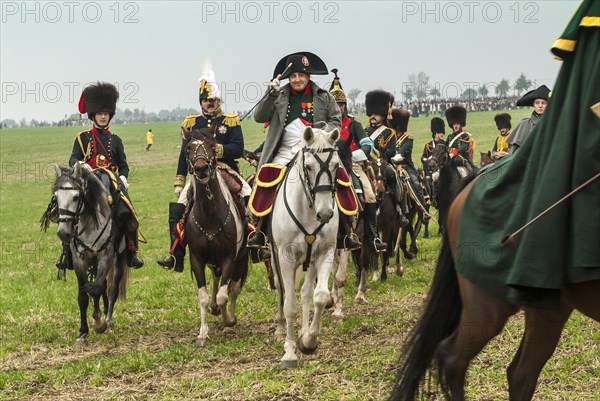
[516,85,551,107]
[273,51,329,79]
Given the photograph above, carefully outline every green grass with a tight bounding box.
[1,111,598,401]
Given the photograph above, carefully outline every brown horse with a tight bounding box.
[388,177,600,401]
[479,150,495,168]
[186,128,248,346]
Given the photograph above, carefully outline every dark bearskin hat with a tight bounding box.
[494,113,512,130]
[78,82,119,120]
[273,51,328,79]
[430,117,445,137]
[389,108,410,132]
[365,89,394,118]
[329,68,346,103]
[445,105,467,128]
[516,85,551,107]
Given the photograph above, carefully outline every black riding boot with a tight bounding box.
[157,202,186,272]
[126,231,144,269]
[364,203,387,252]
[336,214,362,250]
[247,215,270,249]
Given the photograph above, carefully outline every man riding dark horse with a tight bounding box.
[388,108,431,223]
[61,82,145,269]
[158,69,251,272]
[445,105,475,176]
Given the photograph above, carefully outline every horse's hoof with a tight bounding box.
[331,312,344,323]
[298,336,319,355]
[281,359,298,369]
[404,252,415,260]
[380,271,387,282]
[223,318,237,328]
[94,321,108,334]
[195,338,207,347]
[75,336,87,346]
[397,266,404,276]
[210,305,220,316]
[354,295,367,304]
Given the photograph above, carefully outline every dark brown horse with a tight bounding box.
[388,177,600,401]
[186,128,248,346]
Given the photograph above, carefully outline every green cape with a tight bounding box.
[456,0,600,309]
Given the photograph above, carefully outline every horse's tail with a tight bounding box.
[106,254,130,303]
[388,233,461,401]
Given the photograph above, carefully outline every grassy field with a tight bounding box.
[1,110,598,401]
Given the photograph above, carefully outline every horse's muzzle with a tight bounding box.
[194,164,210,179]
[57,225,72,243]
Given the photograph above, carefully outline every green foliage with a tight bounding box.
[1,111,597,400]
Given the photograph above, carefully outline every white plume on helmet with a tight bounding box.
[198,61,221,100]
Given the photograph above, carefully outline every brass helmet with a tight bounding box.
[329,68,346,103]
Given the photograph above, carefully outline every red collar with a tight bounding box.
[291,85,311,95]
[92,126,109,135]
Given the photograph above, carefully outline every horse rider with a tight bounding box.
[422,117,446,176]
[445,105,475,175]
[389,108,431,222]
[246,51,361,254]
[66,82,144,269]
[364,90,405,225]
[329,68,386,253]
[492,113,512,160]
[507,85,551,154]
[158,70,251,272]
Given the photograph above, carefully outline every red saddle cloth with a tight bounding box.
[248,164,358,217]
[248,164,287,217]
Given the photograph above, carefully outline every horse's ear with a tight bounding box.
[73,161,81,177]
[330,128,340,143]
[487,150,491,157]
[303,126,315,144]
[54,163,62,177]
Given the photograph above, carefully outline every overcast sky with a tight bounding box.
[1,0,580,122]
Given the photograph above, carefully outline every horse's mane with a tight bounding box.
[190,127,216,143]
[335,137,353,173]
[53,166,110,228]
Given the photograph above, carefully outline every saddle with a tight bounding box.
[248,164,358,217]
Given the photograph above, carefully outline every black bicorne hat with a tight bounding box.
[430,117,445,136]
[273,51,328,79]
[445,105,467,128]
[516,85,551,107]
[78,82,119,120]
[365,90,394,119]
[389,108,410,132]
[494,113,512,130]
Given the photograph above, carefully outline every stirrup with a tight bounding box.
[342,233,362,251]
[247,230,268,248]
[373,238,387,253]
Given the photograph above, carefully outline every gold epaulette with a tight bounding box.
[181,114,202,130]
[223,113,241,127]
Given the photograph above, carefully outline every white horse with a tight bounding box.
[270,126,341,369]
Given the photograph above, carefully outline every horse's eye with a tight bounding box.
[73,194,79,202]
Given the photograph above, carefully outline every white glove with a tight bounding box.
[77,161,93,172]
[269,77,281,92]
[391,154,405,164]
[351,149,368,162]
[119,175,129,190]
[174,185,184,198]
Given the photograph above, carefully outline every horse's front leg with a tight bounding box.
[355,251,368,304]
[226,255,248,328]
[279,258,299,369]
[299,248,333,355]
[216,255,237,327]
[190,252,209,346]
[210,265,221,316]
[89,260,110,334]
[331,250,348,322]
[299,261,318,338]
[105,253,126,330]
[75,266,90,345]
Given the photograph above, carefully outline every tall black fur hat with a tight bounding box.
[494,113,512,130]
[365,90,394,118]
[445,105,467,128]
[388,108,410,132]
[273,51,328,79]
[78,82,119,120]
[430,117,445,137]
[516,85,551,107]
